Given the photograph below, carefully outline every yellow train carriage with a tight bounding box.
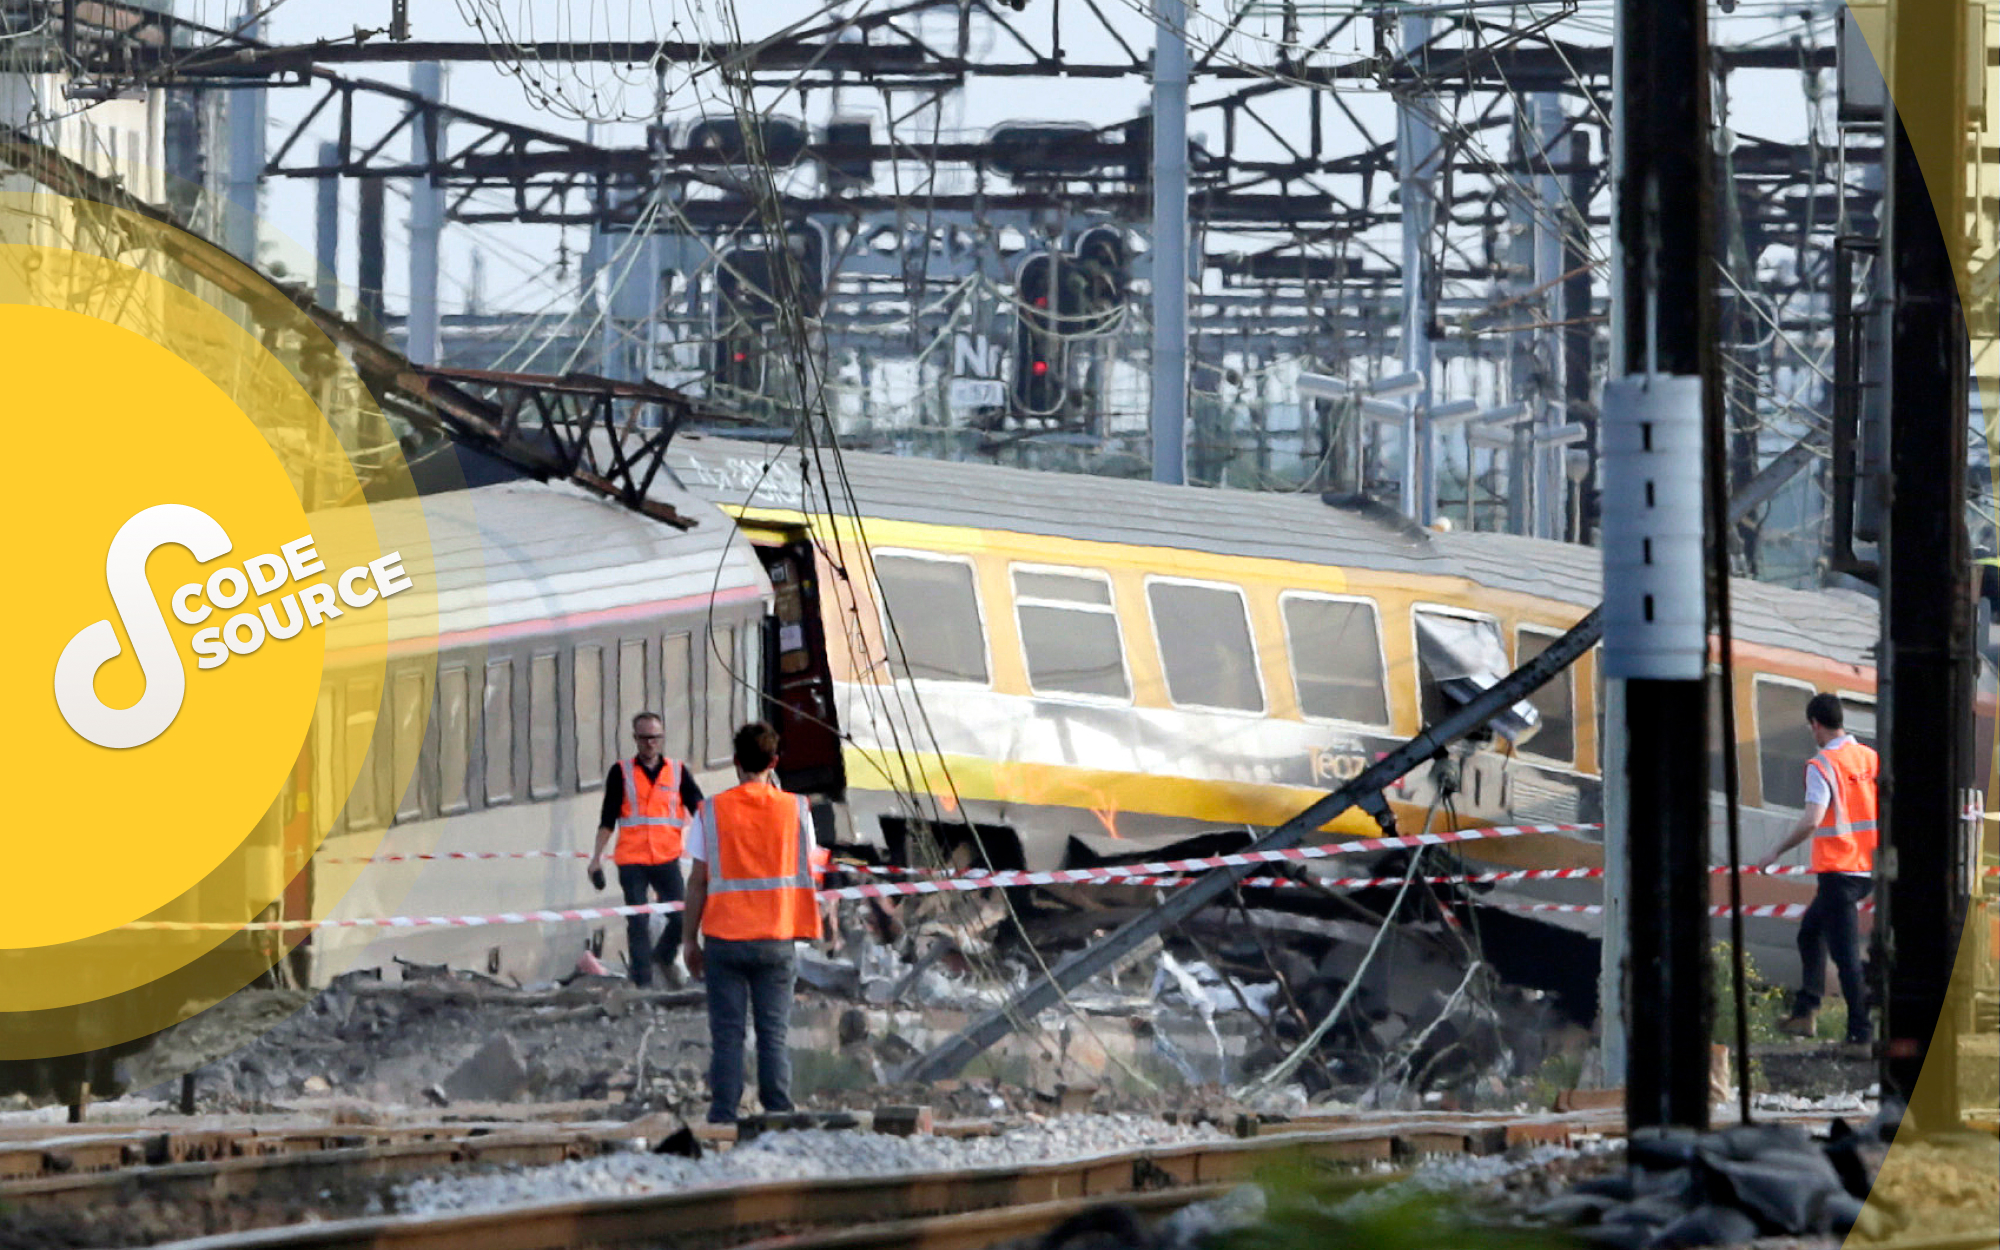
[663,436,1884,891]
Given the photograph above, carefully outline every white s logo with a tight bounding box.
[55,504,232,749]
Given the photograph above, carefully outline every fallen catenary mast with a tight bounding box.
[904,466,1804,1083]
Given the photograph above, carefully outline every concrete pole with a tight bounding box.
[1396,13,1437,522]
[1531,94,1568,540]
[1606,0,1714,1131]
[314,142,339,310]
[1150,0,1189,486]
[222,6,264,265]
[406,62,445,366]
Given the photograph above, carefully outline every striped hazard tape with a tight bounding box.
[312,824,1592,872]
[1484,900,1879,920]
[135,819,1949,932]
[317,849,595,864]
[125,823,1577,932]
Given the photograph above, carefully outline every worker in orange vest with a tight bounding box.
[1756,692,1877,1045]
[681,721,821,1123]
[588,712,703,988]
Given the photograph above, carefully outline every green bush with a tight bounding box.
[1709,941,1789,1045]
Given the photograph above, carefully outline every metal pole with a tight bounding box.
[314,141,339,311]
[1532,94,1567,540]
[406,62,444,366]
[1564,130,1597,541]
[1879,0,1972,1131]
[356,177,386,332]
[222,5,264,265]
[1397,13,1436,522]
[1604,0,1713,1130]
[1150,0,1189,486]
[1505,110,1536,537]
[1597,676,1628,1088]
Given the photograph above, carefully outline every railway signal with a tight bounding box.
[1012,252,1065,415]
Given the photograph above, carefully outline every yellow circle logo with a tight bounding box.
[0,200,439,1058]
[6,303,326,948]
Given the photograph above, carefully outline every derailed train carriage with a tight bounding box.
[285,471,831,987]
[283,432,1987,996]
[662,435,1996,991]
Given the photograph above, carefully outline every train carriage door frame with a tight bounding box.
[743,522,847,799]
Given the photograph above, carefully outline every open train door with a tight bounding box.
[742,523,847,804]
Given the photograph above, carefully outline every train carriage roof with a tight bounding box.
[310,476,768,650]
[665,436,1877,671]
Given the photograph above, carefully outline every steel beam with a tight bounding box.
[1150,0,1189,485]
[1878,0,1974,1130]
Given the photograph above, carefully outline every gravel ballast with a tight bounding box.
[395,1114,1229,1215]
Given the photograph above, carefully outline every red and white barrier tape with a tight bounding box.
[118,893,1867,934]
[152,820,1960,932]
[319,849,594,864]
[1484,900,1879,919]
[317,821,1602,869]
[127,824,1575,931]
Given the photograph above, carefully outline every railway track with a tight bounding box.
[11,1106,1942,1250]
[151,1126,1416,1250]
[0,1108,1616,1220]
[133,1108,1999,1250]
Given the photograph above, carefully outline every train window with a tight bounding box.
[706,625,739,767]
[485,660,514,804]
[1839,695,1876,746]
[1146,579,1264,712]
[619,639,648,740]
[1413,608,1536,740]
[530,653,559,799]
[392,670,426,822]
[1012,567,1130,700]
[872,552,990,684]
[574,645,603,788]
[1754,677,1818,809]
[345,678,382,830]
[663,633,694,761]
[1281,594,1389,726]
[438,667,470,813]
[1516,628,1575,764]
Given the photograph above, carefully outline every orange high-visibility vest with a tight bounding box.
[1807,738,1878,874]
[698,780,821,942]
[614,756,689,866]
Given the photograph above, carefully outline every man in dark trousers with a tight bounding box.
[588,712,704,987]
[1756,693,1877,1045]
[681,722,820,1123]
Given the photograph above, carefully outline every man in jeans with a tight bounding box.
[1756,693,1878,1045]
[681,722,821,1123]
[587,713,703,987]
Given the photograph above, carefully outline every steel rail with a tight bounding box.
[135,1117,1618,1250]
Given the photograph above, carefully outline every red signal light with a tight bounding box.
[1033,296,1048,308]
[1031,360,1048,376]
[733,351,749,363]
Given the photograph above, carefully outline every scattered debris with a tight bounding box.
[442,1035,530,1104]
[1532,1102,1906,1247]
